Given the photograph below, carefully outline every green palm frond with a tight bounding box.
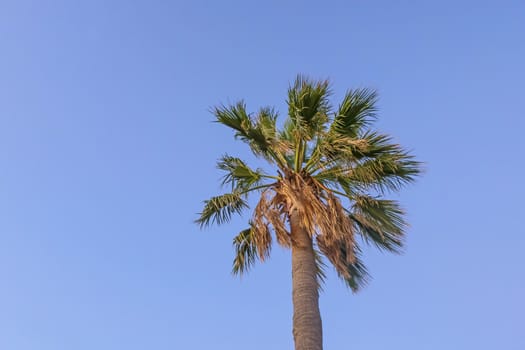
[196,192,248,228]
[287,75,332,141]
[331,88,378,138]
[358,131,400,158]
[318,237,369,292]
[214,102,288,168]
[279,118,294,142]
[253,107,278,140]
[306,134,371,173]
[244,107,276,156]
[232,227,258,275]
[312,132,421,194]
[217,155,266,190]
[341,253,369,293]
[250,107,290,167]
[278,119,298,168]
[350,196,407,253]
[213,101,252,136]
[347,150,421,193]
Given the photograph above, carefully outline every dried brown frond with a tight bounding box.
[270,172,357,269]
[250,169,358,272]
[252,192,273,260]
[252,188,292,251]
[268,194,291,247]
[276,173,326,237]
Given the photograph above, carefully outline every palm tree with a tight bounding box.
[196,76,421,350]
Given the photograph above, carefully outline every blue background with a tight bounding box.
[1,1,524,349]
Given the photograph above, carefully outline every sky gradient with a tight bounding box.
[1,1,524,349]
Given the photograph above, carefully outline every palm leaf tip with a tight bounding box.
[351,197,407,253]
[342,139,422,193]
[342,255,370,293]
[287,75,332,139]
[232,226,259,275]
[213,101,251,135]
[196,192,248,228]
[213,102,286,165]
[217,155,265,190]
[332,88,379,137]
[318,237,370,293]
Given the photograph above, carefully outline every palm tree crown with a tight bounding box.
[197,75,421,291]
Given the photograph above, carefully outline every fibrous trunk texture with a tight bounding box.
[290,210,323,350]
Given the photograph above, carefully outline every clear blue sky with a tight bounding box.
[1,1,524,349]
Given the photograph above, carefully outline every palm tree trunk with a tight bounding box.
[290,211,323,350]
